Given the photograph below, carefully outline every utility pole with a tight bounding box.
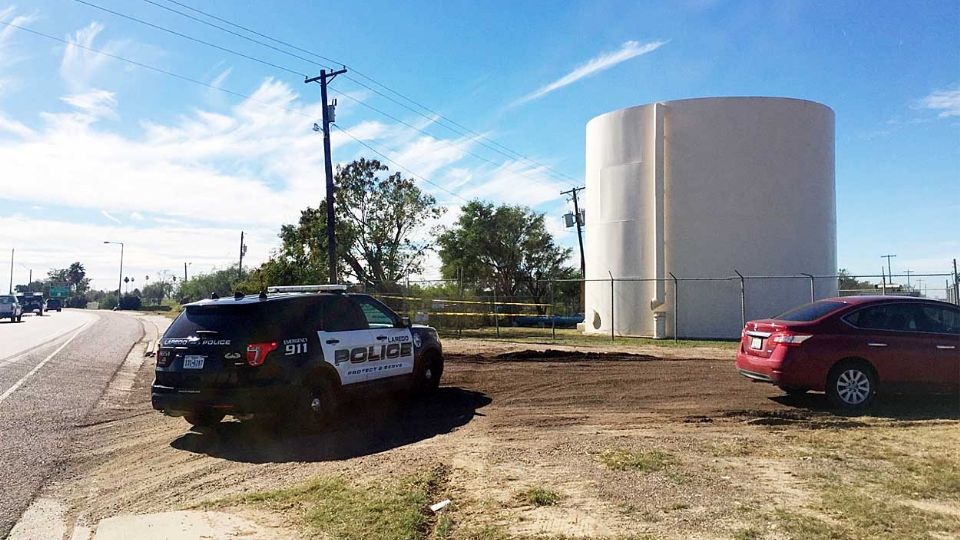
[306,67,347,284]
[881,254,896,283]
[8,248,13,294]
[561,186,586,277]
[905,269,911,288]
[184,262,189,282]
[238,231,245,280]
[954,258,959,305]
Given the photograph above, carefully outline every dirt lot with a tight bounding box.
[32,334,960,539]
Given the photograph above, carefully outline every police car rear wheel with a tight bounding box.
[294,378,337,430]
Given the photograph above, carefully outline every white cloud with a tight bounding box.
[513,40,666,106]
[210,67,232,89]
[100,210,122,224]
[61,89,117,119]
[60,22,121,90]
[919,86,960,118]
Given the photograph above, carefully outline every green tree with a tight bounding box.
[141,281,172,305]
[250,158,443,289]
[177,265,247,302]
[438,201,574,307]
[838,268,875,292]
[66,262,90,293]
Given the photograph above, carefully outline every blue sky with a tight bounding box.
[0,0,957,294]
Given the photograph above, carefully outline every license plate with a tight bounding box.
[750,337,762,350]
[183,355,205,369]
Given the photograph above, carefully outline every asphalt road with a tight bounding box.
[0,310,142,537]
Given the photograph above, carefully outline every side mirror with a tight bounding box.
[400,316,412,328]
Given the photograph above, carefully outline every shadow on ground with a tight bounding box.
[724,392,960,426]
[771,392,960,421]
[170,387,490,463]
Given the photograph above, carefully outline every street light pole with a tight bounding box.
[104,241,124,308]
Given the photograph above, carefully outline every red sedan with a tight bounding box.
[736,296,959,408]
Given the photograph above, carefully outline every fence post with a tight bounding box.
[492,286,499,337]
[735,270,745,329]
[550,281,556,341]
[608,271,614,342]
[800,273,815,302]
[457,268,464,338]
[669,272,678,342]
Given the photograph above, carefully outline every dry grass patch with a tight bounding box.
[599,449,674,472]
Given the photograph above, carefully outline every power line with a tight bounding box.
[73,0,306,77]
[0,19,463,204]
[76,0,569,194]
[140,0,581,185]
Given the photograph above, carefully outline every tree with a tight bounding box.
[141,281,172,305]
[438,201,574,308]
[178,265,247,302]
[67,262,90,293]
[838,268,875,292]
[252,158,443,289]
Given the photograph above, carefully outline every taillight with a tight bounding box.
[157,349,173,367]
[771,333,813,346]
[246,341,278,366]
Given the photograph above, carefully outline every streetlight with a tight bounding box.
[103,241,124,308]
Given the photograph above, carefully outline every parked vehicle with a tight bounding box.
[16,293,45,316]
[46,298,63,312]
[1,295,24,322]
[736,296,959,408]
[152,285,444,429]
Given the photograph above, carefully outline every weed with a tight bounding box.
[600,449,674,472]
[517,486,562,507]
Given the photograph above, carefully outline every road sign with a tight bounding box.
[49,284,70,298]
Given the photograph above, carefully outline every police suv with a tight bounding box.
[151,285,443,429]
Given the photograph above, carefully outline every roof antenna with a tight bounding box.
[259,289,268,300]
[210,292,219,299]
[234,290,244,300]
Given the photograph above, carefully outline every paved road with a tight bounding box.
[0,310,142,537]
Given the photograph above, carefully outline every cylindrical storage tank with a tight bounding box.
[583,97,836,339]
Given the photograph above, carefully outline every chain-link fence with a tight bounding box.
[355,270,959,342]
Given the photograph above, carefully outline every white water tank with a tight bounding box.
[583,97,836,339]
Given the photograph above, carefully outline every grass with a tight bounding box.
[599,449,674,472]
[438,326,736,349]
[516,486,562,507]
[212,470,446,540]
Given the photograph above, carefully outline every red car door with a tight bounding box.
[842,302,939,391]
[916,303,960,392]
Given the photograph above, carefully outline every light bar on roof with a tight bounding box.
[266,285,348,293]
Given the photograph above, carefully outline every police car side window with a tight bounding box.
[323,297,368,332]
[357,298,397,328]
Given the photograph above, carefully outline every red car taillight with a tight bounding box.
[771,333,813,347]
[246,341,278,366]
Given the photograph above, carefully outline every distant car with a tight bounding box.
[46,298,63,312]
[16,293,44,316]
[736,296,960,408]
[0,295,24,322]
[152,285,444,429]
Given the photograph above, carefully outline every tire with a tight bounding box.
[826,362,876,409]
[184,409,225,429]
[415,353,443,395]
[290,377,338,431]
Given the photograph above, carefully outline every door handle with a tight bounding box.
[376,336,388,341]
[867,343,887,347]
[936,345,957,350]
[325,339,340,344]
